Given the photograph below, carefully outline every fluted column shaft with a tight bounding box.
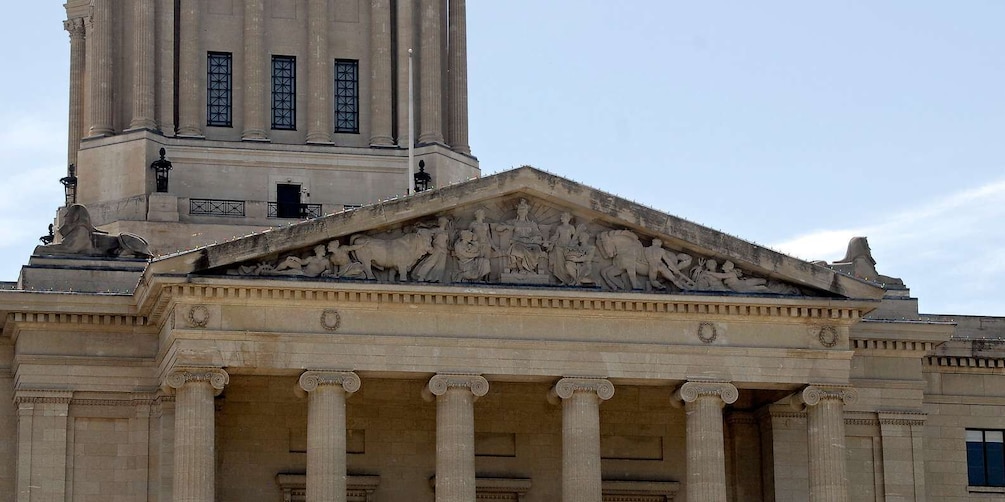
[426,374,488,502]
[395,0,415,146]
[796,386,857,502]
[551,378,614,502]
[177,0,203,137]
[417,0,443,144]
[64,18,86,167]
[129,0,157,130]
[369,0,394,146]
[242,0,268,140]
[299,371,360,502]
[87,0,114,137]
[166,368,229,502]
[673,381,738,502]
[447,0,469,154]
[306,0,333,144]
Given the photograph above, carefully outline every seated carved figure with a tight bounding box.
[494,199,547,275]
[33,204,153,259]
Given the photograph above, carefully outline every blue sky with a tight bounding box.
[1,2,1002,315]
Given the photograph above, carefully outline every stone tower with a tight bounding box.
[61,0,477,255]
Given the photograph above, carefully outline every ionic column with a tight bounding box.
[793,385,857,502]
[298,371,361,502]
[242,0,268,141]
[394,0,415,146]
[417,0,444,144]
[306,0,333,144]
[86,0,114,137]
[672,380,738,502]
[177,0,203,137]
[165,368,229,502]
[425,374,489,502]
[549,378,615,502]
[446,0,470,155]
[369,0,394,146]
[129,0,157,130]
[64,17,86,166]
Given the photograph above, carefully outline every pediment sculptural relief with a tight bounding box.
[225,198,802,295]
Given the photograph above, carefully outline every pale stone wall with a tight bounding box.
[0,342,15,502]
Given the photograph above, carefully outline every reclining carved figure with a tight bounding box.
[33,204,153,259]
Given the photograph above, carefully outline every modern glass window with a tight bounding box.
[968,429,1005,486]
[207,52,233,127]
[272,55,296,130]
[334,59,359,133]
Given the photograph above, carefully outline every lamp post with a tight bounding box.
[59,164,78,205]
[414,160,432,193]
[150,148,173,193]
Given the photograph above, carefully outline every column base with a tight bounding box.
[242,130,271,142]
[369,136,395,147]
[127,119,158,131]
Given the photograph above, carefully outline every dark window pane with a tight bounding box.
[276,184,301,219]
[207,52,233,127]
[988,434,1005,486]
[272,56,296,130]
[969,440,988,486]
[334,59,359,133]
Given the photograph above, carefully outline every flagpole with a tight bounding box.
[407,48,415,195]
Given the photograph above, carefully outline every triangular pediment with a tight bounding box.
[147,167,884,300]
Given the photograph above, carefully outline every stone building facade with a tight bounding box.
[1,2,1004,502]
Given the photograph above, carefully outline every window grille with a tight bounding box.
[207,52,233,127]
[968,429,1005,486]
[272,56,296,130]
[334,59,359,133]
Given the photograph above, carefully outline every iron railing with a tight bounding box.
[268,202,322,219]
[190,198,246,217]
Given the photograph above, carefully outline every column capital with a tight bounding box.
[298,370,361,394]
[672,380,738,407]
[64,17,86,39]
[426,373,489,398]
[551,377,615,402]
[164,367,230,394]
[793,384,858,410]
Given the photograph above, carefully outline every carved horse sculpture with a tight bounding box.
[596,230,650,290]
[350,229,434,281]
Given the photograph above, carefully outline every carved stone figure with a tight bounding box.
[827,236,904,286]
[643,238,695,290]
[548,212,578,284]
[468,209,494,261]
[351,229,434,281]
[264,244,332,277]
[691,259,730,291]
[562,226,596,286]
[33,204,153,259]
[413,231,450,283]
[325,241,366,279]
[453,230,490,282]
[494,199,548,275]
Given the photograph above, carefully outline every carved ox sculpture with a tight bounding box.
[350,229,434,281]
[596,230,650,290]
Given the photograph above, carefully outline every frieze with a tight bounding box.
[220,198,806,296]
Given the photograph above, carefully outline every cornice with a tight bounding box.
[925,355,1005,370]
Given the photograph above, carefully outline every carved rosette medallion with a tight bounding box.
[817,325,838,348]
[790,384,858,411]
[164,367,230,395]
[696,322,718,344]
[320,309,342,331]
[673,380,739,406]
[551,377,615,402]
[426,374,490,398]
[186,305,210,328]
[298,370,361,394]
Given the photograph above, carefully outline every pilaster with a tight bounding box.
[128,0,157,131]
[550,377,615,502]
[14,390,72,502]
[446,0,470,154]
[241,0,268,141]
[426,374,489,502]
[305,0,333,144]
[792,385,858,502]
[369,0,394,146]
[417,0,444,144]
[298,371,361,502]
[164,367,229,502]
[672,380,738,502]
[177,0,204,137]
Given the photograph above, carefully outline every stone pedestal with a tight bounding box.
[298,371,361,502]
[165,368,229,502]
[148,193,180,222]
[425,374,489,502]
[793,385,857,502]
[672,380,738,502]
[18,255,148,294]
[550,377,614,502]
